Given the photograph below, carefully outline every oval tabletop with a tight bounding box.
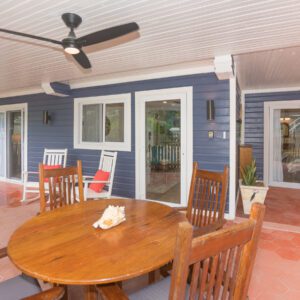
[8,199,186,285]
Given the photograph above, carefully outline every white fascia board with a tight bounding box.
[70,60,214,89]
[0,87,43,99]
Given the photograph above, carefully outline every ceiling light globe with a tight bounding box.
[64,47,80,55]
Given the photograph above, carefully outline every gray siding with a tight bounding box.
[244,91,300,179]
[0,73,229,203]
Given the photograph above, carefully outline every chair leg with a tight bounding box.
[148,271,155,284]
[61,286,68,300]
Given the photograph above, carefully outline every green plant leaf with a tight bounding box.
[241,160,257,186]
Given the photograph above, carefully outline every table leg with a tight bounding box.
[84,285,98,300]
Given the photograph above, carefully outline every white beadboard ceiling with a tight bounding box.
[235,46,300,90]
[1,0,300,93]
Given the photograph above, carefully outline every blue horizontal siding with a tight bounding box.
[245,91,300,179]
[0,73,230,207]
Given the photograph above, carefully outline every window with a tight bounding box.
[74,94,131,151]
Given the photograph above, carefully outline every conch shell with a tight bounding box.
[93,205,126,229]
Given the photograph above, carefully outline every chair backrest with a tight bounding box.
[169,203,265,300]
[98,151,117,194]
[43,148,68,167]
[187,162,229,228]
[39,160,84,213]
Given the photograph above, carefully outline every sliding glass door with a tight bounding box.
[0,104,26,181]
[7,111,22,179]
[268,101,300,188]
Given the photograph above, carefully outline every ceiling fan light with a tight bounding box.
[64,46,80,55]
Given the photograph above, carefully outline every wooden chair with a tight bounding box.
[148,162,229,283]
[39,160,84,213]
[98,203,265,300]
[22,148,68,202]
[185,162,229,236]
[80,151,117,200]
[0,247,65,300]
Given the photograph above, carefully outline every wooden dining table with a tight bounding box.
[8,198,186,300]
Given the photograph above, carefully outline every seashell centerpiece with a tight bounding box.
[93,205,126,229]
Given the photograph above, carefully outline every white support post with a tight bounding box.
[228,75,237,220]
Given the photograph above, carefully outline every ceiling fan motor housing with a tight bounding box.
[62,13,82,29]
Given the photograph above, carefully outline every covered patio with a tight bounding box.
[1,0,300,299]
[1,182,300,299]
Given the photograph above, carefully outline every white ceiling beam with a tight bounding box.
[214,55,234,80]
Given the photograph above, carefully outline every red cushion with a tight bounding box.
[89,170,110,193]
[43,165,62,182]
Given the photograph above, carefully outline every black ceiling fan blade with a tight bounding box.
[77,22,139,47]
[0,28,62,45]
[72,50,91,69]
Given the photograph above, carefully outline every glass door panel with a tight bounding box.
[271,108,300,187]
[0,112,5,177]
[7,111,22,179]
[145,100,181,204]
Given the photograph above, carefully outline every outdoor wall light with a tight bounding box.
[43,111,52,124]
[206,100,215,121]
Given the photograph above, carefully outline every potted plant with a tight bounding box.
[240,160,269,214]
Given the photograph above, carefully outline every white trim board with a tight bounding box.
[240,91,246,145]
[70,61,214,89]
[264,100,300,189]
[228,75,237,220]
[135,86,193,208]
[243,86,300,95]
[0,87,43,100]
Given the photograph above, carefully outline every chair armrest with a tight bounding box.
[192,219,225,238]
[97,284,129,300]
[0,247,7,259]
[21,286,65,300]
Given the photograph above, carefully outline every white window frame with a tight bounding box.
[74,94,131,151]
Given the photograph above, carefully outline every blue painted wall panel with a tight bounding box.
[0,73,230,203]
[245,91,300,179]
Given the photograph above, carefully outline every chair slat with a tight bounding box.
[39,161,84,213]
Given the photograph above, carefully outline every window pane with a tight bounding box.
[82,104,103,142]
[105,103,124,142]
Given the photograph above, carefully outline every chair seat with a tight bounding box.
[86,188,110,199]
[129,277,171,300]
[0,274,41,300]
[76,186,110,200]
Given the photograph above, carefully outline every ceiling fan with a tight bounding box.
[0,13,139,69]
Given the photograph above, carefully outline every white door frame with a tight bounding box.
[135,87,193,207]
[264,100,300,188]
[0,103,28,183]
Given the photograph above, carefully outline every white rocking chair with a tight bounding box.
[22,148,68,202]
[81,151,117,200]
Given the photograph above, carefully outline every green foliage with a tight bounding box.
[241,160,257,186]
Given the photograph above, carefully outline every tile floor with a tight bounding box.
[0,182,300,299]
[237,186,300,227]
